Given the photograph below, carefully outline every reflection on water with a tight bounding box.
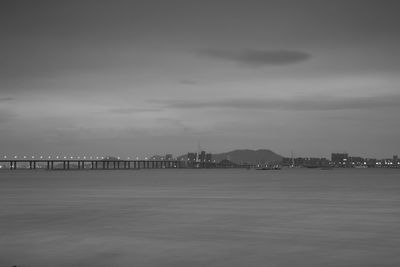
[1,169,399,267]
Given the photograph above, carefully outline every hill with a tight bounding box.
[211,149,283,164]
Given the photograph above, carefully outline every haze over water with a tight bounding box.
[1,169,399,267]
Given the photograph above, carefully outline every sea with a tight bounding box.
[1,168,399,267]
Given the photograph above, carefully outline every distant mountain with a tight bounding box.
[211,149,283,164]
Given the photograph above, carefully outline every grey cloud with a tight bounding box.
[200,49,311,66]
[108,107,163,114]
[180,80,198,85]
[0,97,14,102]
[151,94,400,111]
[0,108,17,123]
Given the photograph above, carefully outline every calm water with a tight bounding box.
[1,169,399,267]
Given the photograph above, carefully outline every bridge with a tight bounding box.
[0,159,185,170]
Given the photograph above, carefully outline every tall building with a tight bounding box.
[331,153,348,167]
[205,153,212,163]
[187,153,197,163]
[199,151,206,162]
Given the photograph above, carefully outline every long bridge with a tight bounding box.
[0,159,185,170]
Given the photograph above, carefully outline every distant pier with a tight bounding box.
[0,159,185,170]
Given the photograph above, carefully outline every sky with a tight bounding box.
[1,0,400,159]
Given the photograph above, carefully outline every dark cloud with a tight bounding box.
[108,107,163,114]
[0,108,17,123]
[200,49,311,66]
[0,97,14,102]
[152,94,400,111]
[179,80,198,85]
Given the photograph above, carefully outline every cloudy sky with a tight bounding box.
[1,0,399,158]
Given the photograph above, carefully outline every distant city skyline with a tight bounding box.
[1,1,400,158]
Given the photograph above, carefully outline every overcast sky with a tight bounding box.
[1,0,399,158]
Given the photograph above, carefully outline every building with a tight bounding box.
[331,153,349,167]
[198,151,206,163]
[187,153,197,163]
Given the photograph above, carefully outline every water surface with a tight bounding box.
[1,169,399,266]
